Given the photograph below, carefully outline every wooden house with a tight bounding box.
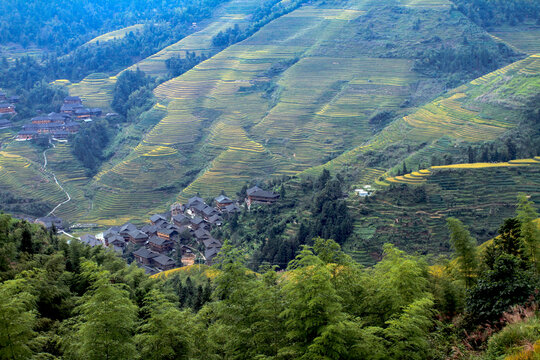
[150,214,167,226]
[157,227,179,241]
[246,186,280,207]
[148,236,174,253]
[151,254,176,271]
[194,228,211,241]
[141,224,158,237]
[173,213,190,227]
[64,96,82,105]
[0,103,15,114]
[214,195,234,209]
[128,230,148,245]
[133,247,159,266]
[107,235,126,248]
[189,216,205,230]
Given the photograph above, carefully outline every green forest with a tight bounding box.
[1,195,539,359]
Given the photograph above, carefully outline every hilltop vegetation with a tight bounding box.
[0,199,539,359]
[452,0,540,27]
[0,0,228,54]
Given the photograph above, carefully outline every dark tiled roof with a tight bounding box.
[158,228,178,236]
[190,216,204,225]
[148,236,172,246]
[80,234,102,247]
[152,254,175,266]
[203,238,222,249]
[215,195,233,203]
[247,186,280,199]
[173,214,188,224]
[205,247,220,260]
[128,230,148,240]
[187,196,204,207]
[150,214,166,223]
[194,228,211,239]
[141,224,158,234]
[120,223,137,233]
[133,247,159,259]
[108,235,125,246]
[207,214,222,224]
[202,206,217,216]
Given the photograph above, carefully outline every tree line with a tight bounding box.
[0,194,539,359]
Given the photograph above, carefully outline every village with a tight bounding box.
[16,96,102,141]
[71,185,281,275]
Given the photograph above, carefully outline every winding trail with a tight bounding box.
[42,144,72,216]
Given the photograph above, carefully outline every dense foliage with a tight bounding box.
[71,120,112,175]
[213,171,354,270]
[0,0,228,54]
[0,196,538,359]
[111,69,155,120]
[451,0,540,27]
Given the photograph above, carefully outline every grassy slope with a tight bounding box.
[91,0,520,224]
[3,0,537,227]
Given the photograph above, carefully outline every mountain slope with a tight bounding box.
[305,54,540,180]
[83,0,520,224]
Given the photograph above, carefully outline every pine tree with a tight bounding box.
[136,290,194,360]
[447,218,479,288]
[516,194,540,272]
[0,279,36,360]
[67,262,138,360]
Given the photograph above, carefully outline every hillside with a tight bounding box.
[306,53,540,181]
[0,0,537,229]
[85,0,521,224]
[349,158,540,262]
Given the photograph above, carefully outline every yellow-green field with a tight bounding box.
[66,73,117,110]
[87,0,517,222]
[85,24,145,45]
[0,150,66,211]
[385,157,540,185]
[0,44,46,62]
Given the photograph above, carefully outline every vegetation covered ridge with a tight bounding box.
[1,195,540,359]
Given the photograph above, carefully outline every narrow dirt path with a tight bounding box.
[42,144,72,216]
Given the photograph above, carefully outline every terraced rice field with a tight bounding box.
[351,158,540,259]
[489,24,540,55]
[86,24,145,45]
[384,157,540,185]
[129,0,433,204]
[0,151,65,211]
[44,144,91,220]
[125,0,262,78]
[67,73,117,110]
[0,44,46,62]
[307,54,540,185]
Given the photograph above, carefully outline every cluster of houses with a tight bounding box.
[77,194,245,274]
[16,96,101,141]
[0,91,19,126]
[37,186,280,275]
